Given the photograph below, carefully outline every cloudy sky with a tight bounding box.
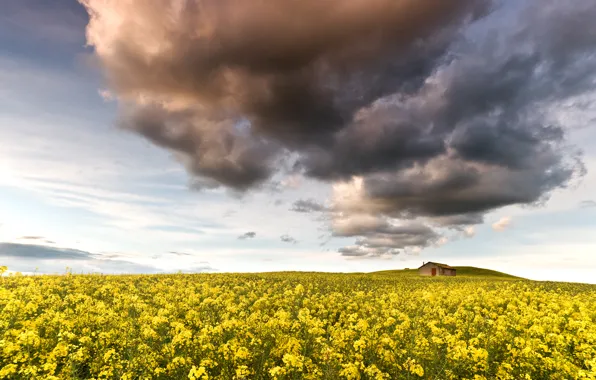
[1,0,595,283]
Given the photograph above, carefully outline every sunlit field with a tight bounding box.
[1,270,595,379]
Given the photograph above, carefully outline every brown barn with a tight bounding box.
[418,262,456,277]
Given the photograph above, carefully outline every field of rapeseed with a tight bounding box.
[0,271,595,379]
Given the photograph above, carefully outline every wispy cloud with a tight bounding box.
[17,236,56,245]
[176,263,217,274]
[0,242,217,274]
[238,232,257,240]
[223,209,237,218]
[0,242,94,260]
[0,243,157,273]
[462,226,476,238]
[290,199,328,213]
[19,236,44,241]
[167,251,193,257]
[280,235,298,244]
[492,217,512,232]
[0,152,228,241]
[579,200,596,208]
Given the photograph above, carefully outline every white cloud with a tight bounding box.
[492,217,512,232]
[463,226,476,238]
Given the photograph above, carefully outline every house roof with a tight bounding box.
[419,262,455,270]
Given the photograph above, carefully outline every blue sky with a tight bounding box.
[1,0,596,283]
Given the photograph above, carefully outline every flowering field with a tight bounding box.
[0,272,595,379]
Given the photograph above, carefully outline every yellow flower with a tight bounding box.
[188,365,208,380]
[0,270,593,379]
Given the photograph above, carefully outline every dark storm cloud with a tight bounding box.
[333,217,435,238]
[238,231,256,240]
[81,0,484,188]
[332,217,439,257]
[280,235,298,244]
[80,0,596,256]
[122,106,280,190]
[327,0,596,257]
[430,213,484,227]
[359,155,576,218]
[80,0,593,194]
[290,199,328,213]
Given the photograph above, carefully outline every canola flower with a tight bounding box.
[0,271,595,379]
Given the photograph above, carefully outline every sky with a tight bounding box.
[1,0,596,283]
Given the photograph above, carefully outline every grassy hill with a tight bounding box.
[452,266,522,278]
[372,266,523,279]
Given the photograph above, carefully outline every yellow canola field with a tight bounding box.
[0,272,595,379]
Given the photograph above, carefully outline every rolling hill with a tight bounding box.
[372,266,523,279]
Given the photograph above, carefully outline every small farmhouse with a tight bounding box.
[418,262,456,277]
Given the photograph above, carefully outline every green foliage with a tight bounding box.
[450,267,522,279]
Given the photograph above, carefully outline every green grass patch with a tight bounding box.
[372,266,523,279]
